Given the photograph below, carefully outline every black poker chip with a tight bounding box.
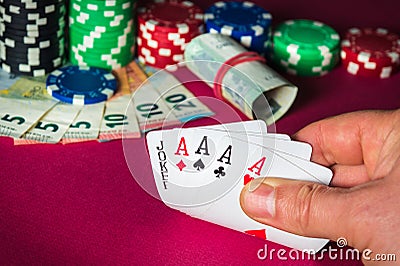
[0,0,66,76]
[1,58,64,77]
[0,19,65,32]
[0,0,63,7]
[0,33,65,47]
[0,3,65,19]
[1,43,65,61]
[0,34,64,47]
[3,54,64,67]
[0,24,65,39]
[0,11,66,28]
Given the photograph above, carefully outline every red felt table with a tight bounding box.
[1,0,400,265]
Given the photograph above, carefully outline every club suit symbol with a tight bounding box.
[214,166,225,178]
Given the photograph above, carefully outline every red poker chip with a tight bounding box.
[137,0,203,34]
[137,28,198,50]
[137,0,203,69]
[138,52,184,69]
[138,22,201,44]
[342,57,398,78]
[138,48,184,63]
[137,33,186,51]
[138,37,185,58]
[138,18,203,39]
[341,27,400,66]
[137,16,200,35]
[340,48,400,70]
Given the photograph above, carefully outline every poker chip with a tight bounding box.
[69,0,136,70]
[0,0,66,76]
[46,65,118,105]
[271,19,340,76]
[204,1,272,55]
[137,0,204,69]
[341,27,400,78]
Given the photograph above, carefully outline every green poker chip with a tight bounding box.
[272,44,340,64]
[70,43,134,60]
[69,0,137,70]
[273,19,340,58]
[271,19,340,76]
[69,7,133,28]
[70,51,133,70]
[69,29,135,48]
[271,52,339,76]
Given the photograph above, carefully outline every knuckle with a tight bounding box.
[293,183,326,235]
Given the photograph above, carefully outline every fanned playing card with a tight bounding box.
[146,120,333,252]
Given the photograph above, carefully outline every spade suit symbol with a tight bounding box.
[193,159,205,171]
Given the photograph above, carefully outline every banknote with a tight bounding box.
[99,95,141,140]
[0,60,215,145]
[148,70,214,122]
[112,61,148,97]
[62,102,105,144]
[0,68,19,91]
[0,76,52,100]
[0,77,58,138]
[0,97,57,138]
[184,33,298,125]
[14,103,81,145]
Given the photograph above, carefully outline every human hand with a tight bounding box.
[240,110,400,264]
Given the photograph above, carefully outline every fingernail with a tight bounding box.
[242,180,275,218]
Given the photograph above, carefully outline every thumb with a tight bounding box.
[239,177,354,242]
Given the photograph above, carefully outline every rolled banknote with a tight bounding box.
[184,33,298,125]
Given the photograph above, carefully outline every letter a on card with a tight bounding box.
[175,137,189,156]
[195,136,210,155]
[248,157,266,176]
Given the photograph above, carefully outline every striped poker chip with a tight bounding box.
[341,28,400,65]
[137,0,203,34]
[204,1,272,55]
[343,59,397,79]
[68,0,136,70]
[0,0,66,76]
[341,27,400,78]
[137,0,203,69]
[46,65,117,105]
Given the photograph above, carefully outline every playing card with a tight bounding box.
[191,136,332,252]
[173,126,314,216]
[146,121,333,252]
[181,118,289,139]
[146,121,265,209]
[147,121,313,214]
[169,120,272,216]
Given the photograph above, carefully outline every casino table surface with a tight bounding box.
[1,0,399,265]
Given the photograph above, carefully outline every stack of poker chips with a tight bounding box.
[204,1,272,55]
[0,0,66,77]
[271,19,340,76]
[137,0,204,69]
[69,0,136,70]
[341,28,400,78]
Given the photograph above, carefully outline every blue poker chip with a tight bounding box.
[46,65,117,105]
[204,1,272,38]
[208,24,272,54]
